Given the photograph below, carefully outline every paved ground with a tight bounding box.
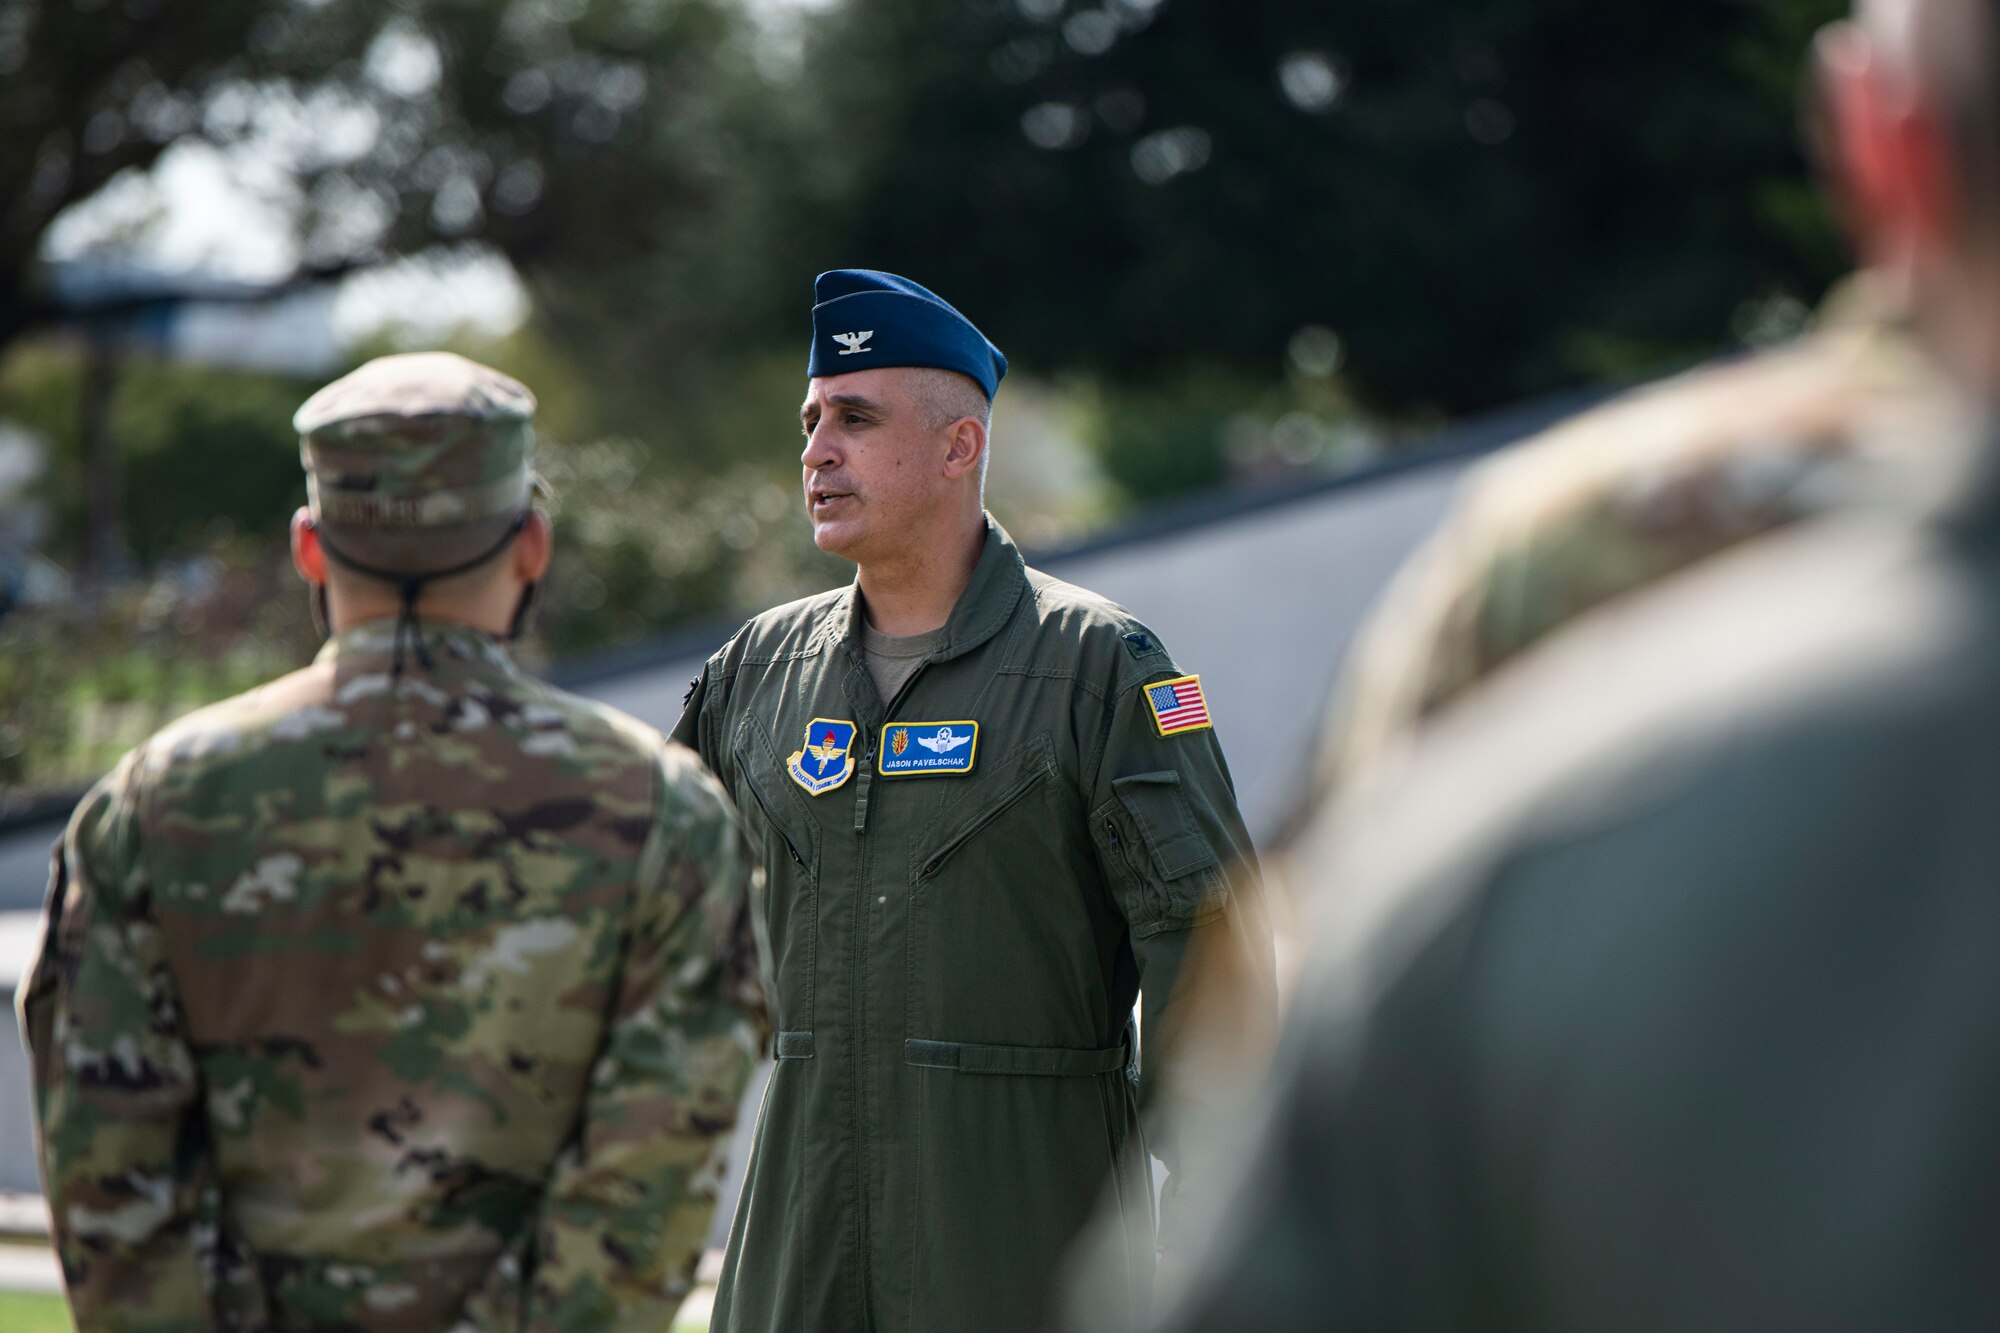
[0,1239,60,1295]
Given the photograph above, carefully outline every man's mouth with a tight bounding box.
[810,489,854,513]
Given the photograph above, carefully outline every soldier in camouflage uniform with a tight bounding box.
[1153,0,2000,1326]
[18,352,767,1332]
[1293,275,1962,846]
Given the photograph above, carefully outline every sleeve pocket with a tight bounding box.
[1106,771,1226,932]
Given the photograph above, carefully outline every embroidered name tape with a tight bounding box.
[1145,675,1212,736]
[788,717,858,795]
[878,721,979,776]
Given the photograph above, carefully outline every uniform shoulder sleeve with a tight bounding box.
[1073,612,1279,1255]
[1077,614,1247,934]
[478,736,766,1329]
[29,747,229,1327]
[670,622,754,764]
[1321,334,1900,808]
[650,740,771,1028]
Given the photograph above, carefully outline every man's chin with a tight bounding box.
[811,520,863,559]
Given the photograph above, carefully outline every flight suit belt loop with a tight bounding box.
[903,1038,1128,1077]
[775,1030,816,1059]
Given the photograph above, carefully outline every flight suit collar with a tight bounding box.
[821,513,1028,666]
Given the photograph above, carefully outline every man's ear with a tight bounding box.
[941,417,987,482]
[514,509,554,582]
[291,509,326,586]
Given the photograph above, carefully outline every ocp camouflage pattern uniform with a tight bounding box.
[19,353,767,1332]
[1306,282,1956,816]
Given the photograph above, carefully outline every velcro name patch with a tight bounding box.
[878,721,979,776]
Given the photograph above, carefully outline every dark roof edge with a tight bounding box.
[1028,380,1612,567]
[546,615,750,692]
[0,788,84,845]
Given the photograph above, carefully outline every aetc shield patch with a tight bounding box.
[787,718,859,795]
[877,721,979,776]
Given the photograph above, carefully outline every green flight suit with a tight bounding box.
[675,517,1274,1333]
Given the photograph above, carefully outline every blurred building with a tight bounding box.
[43,260,341,378]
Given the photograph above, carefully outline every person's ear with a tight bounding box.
[1888,87,1959,261]
[514,509,554,582]
[1820,22,1959,271]
[941,417,987,482]
[291,509,327,586]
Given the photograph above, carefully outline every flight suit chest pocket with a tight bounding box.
[1096,770,1225,935]
[909,732,1058,883]
[734,716,820,880]
[733,716,821,1030]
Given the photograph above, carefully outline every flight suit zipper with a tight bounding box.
[853,736,874,834]
[1103,817,1140,880]
[745,780,809,870]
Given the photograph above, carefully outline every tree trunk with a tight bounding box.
[79,332,125,587]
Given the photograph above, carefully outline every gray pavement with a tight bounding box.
[0,826,51,916]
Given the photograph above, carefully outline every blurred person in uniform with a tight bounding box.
[1147,0,2000,1328]
[19,352,768,1332]
[673,270,1277,1333]
[1291,84,1966,852]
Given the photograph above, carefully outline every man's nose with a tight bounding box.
[801,422,839,471]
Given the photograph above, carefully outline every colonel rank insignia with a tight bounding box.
[788,718,859,794]
[878,721,979,776]
[1145,675,1213,736]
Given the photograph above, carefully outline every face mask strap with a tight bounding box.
[314,512,530,676]
[508,580,539,642]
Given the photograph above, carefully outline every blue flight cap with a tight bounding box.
[808,269,1009,400]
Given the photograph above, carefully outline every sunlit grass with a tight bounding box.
[0,1285,717,1331]
[0,1289,72,1332]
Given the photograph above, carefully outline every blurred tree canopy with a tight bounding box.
[6,0,1847,415]
[2,0,1861,802]
[768,0,1849,414]
[1,0,747,358]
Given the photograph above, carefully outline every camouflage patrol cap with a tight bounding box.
[295,352,537,571]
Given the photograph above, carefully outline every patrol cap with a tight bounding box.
[294,352,537,573]
[808,270,1008,400]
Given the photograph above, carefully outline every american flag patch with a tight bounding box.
[1145,674,1212,736]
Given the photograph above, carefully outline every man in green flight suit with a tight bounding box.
[22,352,767,1331]
[675,270,1276,1332]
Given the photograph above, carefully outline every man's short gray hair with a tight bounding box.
[910,367,994,489]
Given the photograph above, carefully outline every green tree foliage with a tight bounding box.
[2,0,747,357]
[0,0,1869,804]
[0,344,312,561]
[773,0,1848,414]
